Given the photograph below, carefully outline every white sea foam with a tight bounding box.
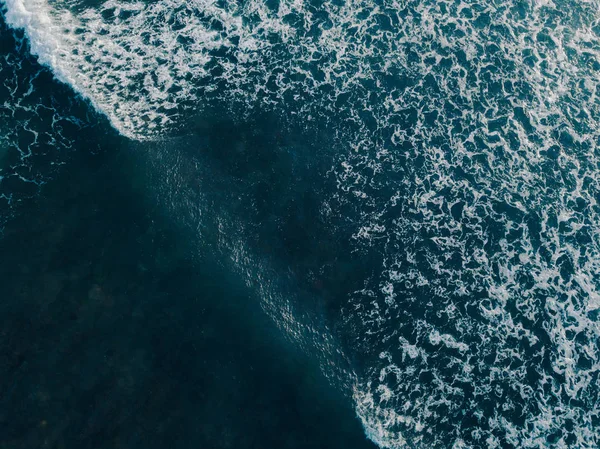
[3,0,600,446]
[3,0,242,138]
[0,21,88,228]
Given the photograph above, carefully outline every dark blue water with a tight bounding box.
[1,0,600,448]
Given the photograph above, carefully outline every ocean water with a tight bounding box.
[1,0,599,447]
[0,123,377,449]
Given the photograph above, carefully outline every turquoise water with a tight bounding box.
[1,0,600,447]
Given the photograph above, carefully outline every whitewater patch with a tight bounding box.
[0,12,98,230]
[2,0,600,447]
[2,0,244,138]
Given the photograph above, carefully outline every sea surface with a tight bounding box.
[0,0,599,448]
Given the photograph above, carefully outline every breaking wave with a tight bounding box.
[2,0,600,447]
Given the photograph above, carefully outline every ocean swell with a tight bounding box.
[2,0,600,447]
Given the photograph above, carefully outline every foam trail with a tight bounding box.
[2,0,121,131]
[2,0,241,139]
[0,10,97,229]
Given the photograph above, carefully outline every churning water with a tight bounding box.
[1,0,600,447]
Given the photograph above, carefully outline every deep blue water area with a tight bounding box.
[0,134,376,449]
